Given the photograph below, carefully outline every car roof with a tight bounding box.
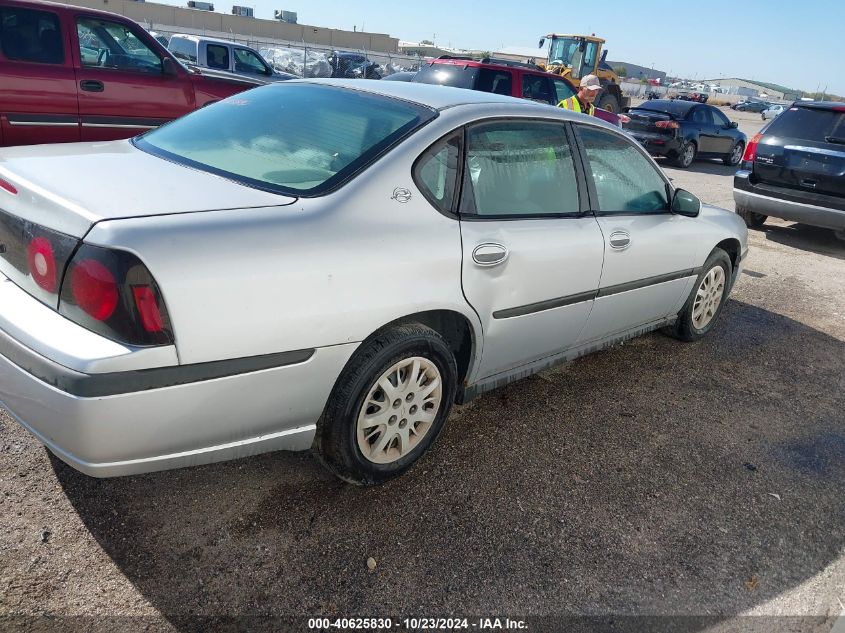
[793,101,845,112]
[293,78,544,110]
[170,34,253,47]
[7,0,135,20]
[427,57,559,78]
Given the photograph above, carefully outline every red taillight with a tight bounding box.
[132,286,164,332]
[618,114,631,124]
[655,120,679,130]
[0,178,18,195]
[70,259,119,321]
[27,237,57,293]
[743,132,763,162]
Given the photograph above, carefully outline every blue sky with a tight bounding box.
[156,0,845,95]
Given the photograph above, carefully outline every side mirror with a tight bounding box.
[538,38,545,49]
[162,56,177,76]
[730,121,738,128]
[671,188,701,217]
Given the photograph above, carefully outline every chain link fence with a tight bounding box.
[148,26,427,78]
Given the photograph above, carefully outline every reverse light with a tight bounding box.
[27,237,57,292]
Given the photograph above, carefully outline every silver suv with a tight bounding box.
[167,34,295,82]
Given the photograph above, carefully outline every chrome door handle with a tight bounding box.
[472,243,509,266]
[609,231,631,250]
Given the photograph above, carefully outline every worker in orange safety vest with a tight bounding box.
[558,73,602,116]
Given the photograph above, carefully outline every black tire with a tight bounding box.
[834,229,845,243]
[596,92,620,113]
[723,141,745,166]
[672,140,697,168]
[737,207,767,228]
[665,249,732,342]
[314,323,457,485]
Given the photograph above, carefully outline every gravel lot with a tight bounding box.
[1,106,844,631]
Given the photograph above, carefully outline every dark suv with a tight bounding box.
[412,56,620,126]
[733,102,845,242]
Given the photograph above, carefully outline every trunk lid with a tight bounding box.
[754,106,845,198]
[622,108,678,142]
[0,139,296,238]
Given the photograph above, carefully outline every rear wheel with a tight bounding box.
[314,324,457,485]
[723,142,745,166]
[673,141,697,168]
[737,207,767,228]
[666,249,732,342]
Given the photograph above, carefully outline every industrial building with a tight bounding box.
[605,61,666,83]
[702,78,802,101]
[62,0,400,52]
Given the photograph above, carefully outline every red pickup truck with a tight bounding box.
[0,0,265,146]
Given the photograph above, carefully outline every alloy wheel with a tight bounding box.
[356,357,442,464]
[692,266,726,330]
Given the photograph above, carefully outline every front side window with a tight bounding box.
[0,7,63,64]
[476,69,512,96]
[461,121,580,217]
[552,78,575,104]
[77,19,161,73]
[575,125,669,214]
[234,48,267,75]
[135,83,436,196]
[205,43,229,70]
[414,132,461,214]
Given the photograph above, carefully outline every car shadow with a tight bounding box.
[658,157,739,176]
[51,300,844,626]
[754,222,845,260]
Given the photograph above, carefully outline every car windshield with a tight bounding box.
[135,83,436,196]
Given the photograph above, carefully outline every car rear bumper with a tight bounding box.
[734,171,845,230]
[0,274,356,477]
[628,132,682,157]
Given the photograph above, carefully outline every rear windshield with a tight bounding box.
[631,100,694,118]
[134,83,436,196]
[764,107,845,143]
[414,63,479,89]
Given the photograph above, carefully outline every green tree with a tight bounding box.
[613,66,627,77]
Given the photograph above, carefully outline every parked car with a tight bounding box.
[0,0,267,147]
[412,56,621,126]
[734,101,845,242]
[0,80,747,484]
[675,92,709,104]
[733,101,769,113]
[327,50,381,79]
[622,99,747,168]
[168,34,296,82]
[761,104,785,120]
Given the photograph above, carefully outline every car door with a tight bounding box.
[572,123,702,345]
[0,4,79,145]
[456,119,605,379]
[75,16,193,141]
[708,107,736,153]
[689,106,717,154]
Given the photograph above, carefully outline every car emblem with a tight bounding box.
[391,187,412,203]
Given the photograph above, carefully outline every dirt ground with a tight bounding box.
[1,106,844,632]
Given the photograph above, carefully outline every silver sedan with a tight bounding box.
[0,80,748,485]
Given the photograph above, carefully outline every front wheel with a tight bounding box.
[314,324,457,485]
[666,249,732,342]
[723,142,745,166]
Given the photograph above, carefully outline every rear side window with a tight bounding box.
[461,121,580,217]
[0,7,63,64]
[413,63,478,89]
[414,132,461,214]
[522,74,553,104]
[206,43,229,70]
[575,125,669,214]
[552,78,575,104]
[765,107,845,142]
[476,69,512,96]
